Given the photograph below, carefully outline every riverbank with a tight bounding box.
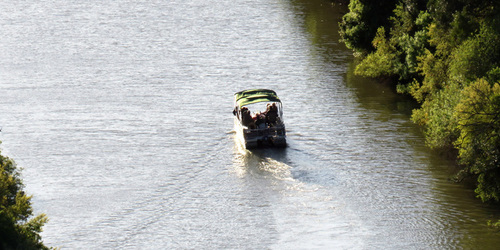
[339,0,500,204]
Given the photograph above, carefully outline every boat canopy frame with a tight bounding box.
[234,89,281,108]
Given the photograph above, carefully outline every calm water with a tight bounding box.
[1,0,500,248]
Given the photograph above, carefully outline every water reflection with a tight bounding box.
[345,61,418,117]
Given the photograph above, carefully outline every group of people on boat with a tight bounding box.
[239,103,279,129]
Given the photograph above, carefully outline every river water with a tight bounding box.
[1,0,500,249]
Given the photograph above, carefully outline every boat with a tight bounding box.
[233,89,287,148]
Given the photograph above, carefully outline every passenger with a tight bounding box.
[265,103,278,126]
[255,112,266,129]
[241,107,256,129]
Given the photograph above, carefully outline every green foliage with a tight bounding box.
[427,0,466,26]
[409,23,452,102]
[354,27,400,78]
[487,219,500,228]
[449,23,500,85]
[0,146,50,249]
[340,0,500,203]
[426,0,494,28]
[339,0,369,53]
[339,0,398,54]
[486,67,500,84]
[455,79,500,202]
[354,2,431,86]
[412,81,462,149]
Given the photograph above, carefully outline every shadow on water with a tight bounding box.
[345,60,419,118]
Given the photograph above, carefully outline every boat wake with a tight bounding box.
[230,139,368,248]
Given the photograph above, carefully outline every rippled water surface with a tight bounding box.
[2,0,500,248]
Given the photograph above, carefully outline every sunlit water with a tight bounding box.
[1,0,500,248]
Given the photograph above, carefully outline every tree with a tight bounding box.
[449,22,500,85]
[339,0,398,54]
[353,2,431,86]
[0,146,50,249]
[354,27,400,78]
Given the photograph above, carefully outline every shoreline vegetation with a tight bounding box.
[0,143,50,249]
[338,0,500,205]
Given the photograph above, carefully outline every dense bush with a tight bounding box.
[0,146,50,249]
[455,79,500,202]
[411,81,461,149]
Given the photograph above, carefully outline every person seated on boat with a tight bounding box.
[241,107,256,129]
[254,112,266,129]
[265,103,278,126]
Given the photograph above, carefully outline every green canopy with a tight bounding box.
[234,89,281,107]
